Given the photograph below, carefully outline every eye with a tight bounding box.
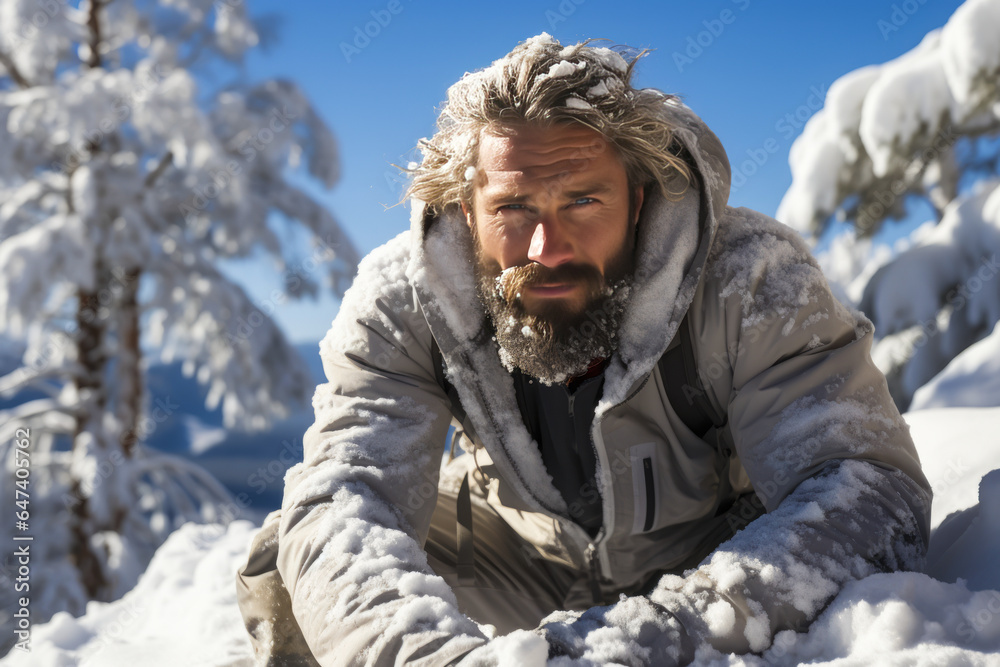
[570,197,597,206]
[498,204,528,211]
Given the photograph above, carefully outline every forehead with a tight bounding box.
[474,124,623,193]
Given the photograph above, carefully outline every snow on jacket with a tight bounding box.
[275,98,932,665]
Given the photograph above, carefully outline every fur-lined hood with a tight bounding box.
[405,98,732,514]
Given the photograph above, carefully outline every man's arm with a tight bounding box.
[538,210,932,664]
[275,235,488,666]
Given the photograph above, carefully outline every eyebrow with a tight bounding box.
[481,181,614,206]
[564,182,614,199]
[482,192,531,206]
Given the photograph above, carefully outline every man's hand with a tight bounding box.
[535,596,694,666]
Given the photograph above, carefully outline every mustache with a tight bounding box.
[495,262,604,300]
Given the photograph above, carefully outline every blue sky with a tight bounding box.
[226,0,966,344]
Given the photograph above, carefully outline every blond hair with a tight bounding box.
[406,34,692,214]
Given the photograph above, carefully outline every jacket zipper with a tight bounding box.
[588,373,655,580]
[469,353,651,587]
[584,366,656,577]
[642,457,656,532]
[585,542,602,605]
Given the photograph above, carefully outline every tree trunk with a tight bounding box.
[116,267,143,459]
[68,282,111,599]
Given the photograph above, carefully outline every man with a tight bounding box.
[237,35,931,666]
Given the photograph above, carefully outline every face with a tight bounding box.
[464,123,643,318]
[463,123,645,383]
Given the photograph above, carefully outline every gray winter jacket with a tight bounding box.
[274,98,932,665]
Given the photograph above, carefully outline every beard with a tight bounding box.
[472,229,634,386]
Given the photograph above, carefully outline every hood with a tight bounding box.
[405,99,731,514]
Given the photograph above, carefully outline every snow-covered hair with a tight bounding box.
[407,34,692,214]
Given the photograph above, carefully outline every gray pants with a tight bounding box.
[235,482,758,663]
[235,484,585,664]
[425,479,589,635]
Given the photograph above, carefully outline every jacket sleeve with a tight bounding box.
[538,209,933,663]
[275,239,488,666]
[653,209,933,656]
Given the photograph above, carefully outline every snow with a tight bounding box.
[184,415,228,455]
[940,0,1000,107]
[910,320,1000,410]
[904,407,1000,528]
[586,80,610,98]
[4,4,1000,665]
[859,30,957,176]
[563,96,592,110]
[411,205,569,513]
[777,0,1000,236]
[0,0,361,642]
[2,521,259,667]
[537,60,585,82]
[726,573,1000,666]
[714,212,830,333]
[928,470,1000,594]
[0,214,94,336]
[589,47,629,74]
[842,178,1000,408]
[7,405,997,665]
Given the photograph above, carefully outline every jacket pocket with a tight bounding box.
[630,442,658,534]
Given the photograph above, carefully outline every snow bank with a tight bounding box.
[3,521,257,666]
[706,572,1000,666]
[911,319,1000,410]
[7,408,999,665]
[905,407,1000,529]
[847,178,1000,410]
[778,0,1000,417]
[927,470,1000,594]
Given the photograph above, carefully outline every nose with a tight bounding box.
[526,218,574,268]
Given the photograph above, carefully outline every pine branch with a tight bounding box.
[0,50,31,89]
[143,150,174,188]
[86,0,111,70]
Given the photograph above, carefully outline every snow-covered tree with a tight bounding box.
[778,0,1000,410]
[0,0,358,625]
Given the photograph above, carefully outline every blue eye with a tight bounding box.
[499,204,527,211]
[571,197,597,206]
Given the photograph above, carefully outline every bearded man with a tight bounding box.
[236,35,931,666]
